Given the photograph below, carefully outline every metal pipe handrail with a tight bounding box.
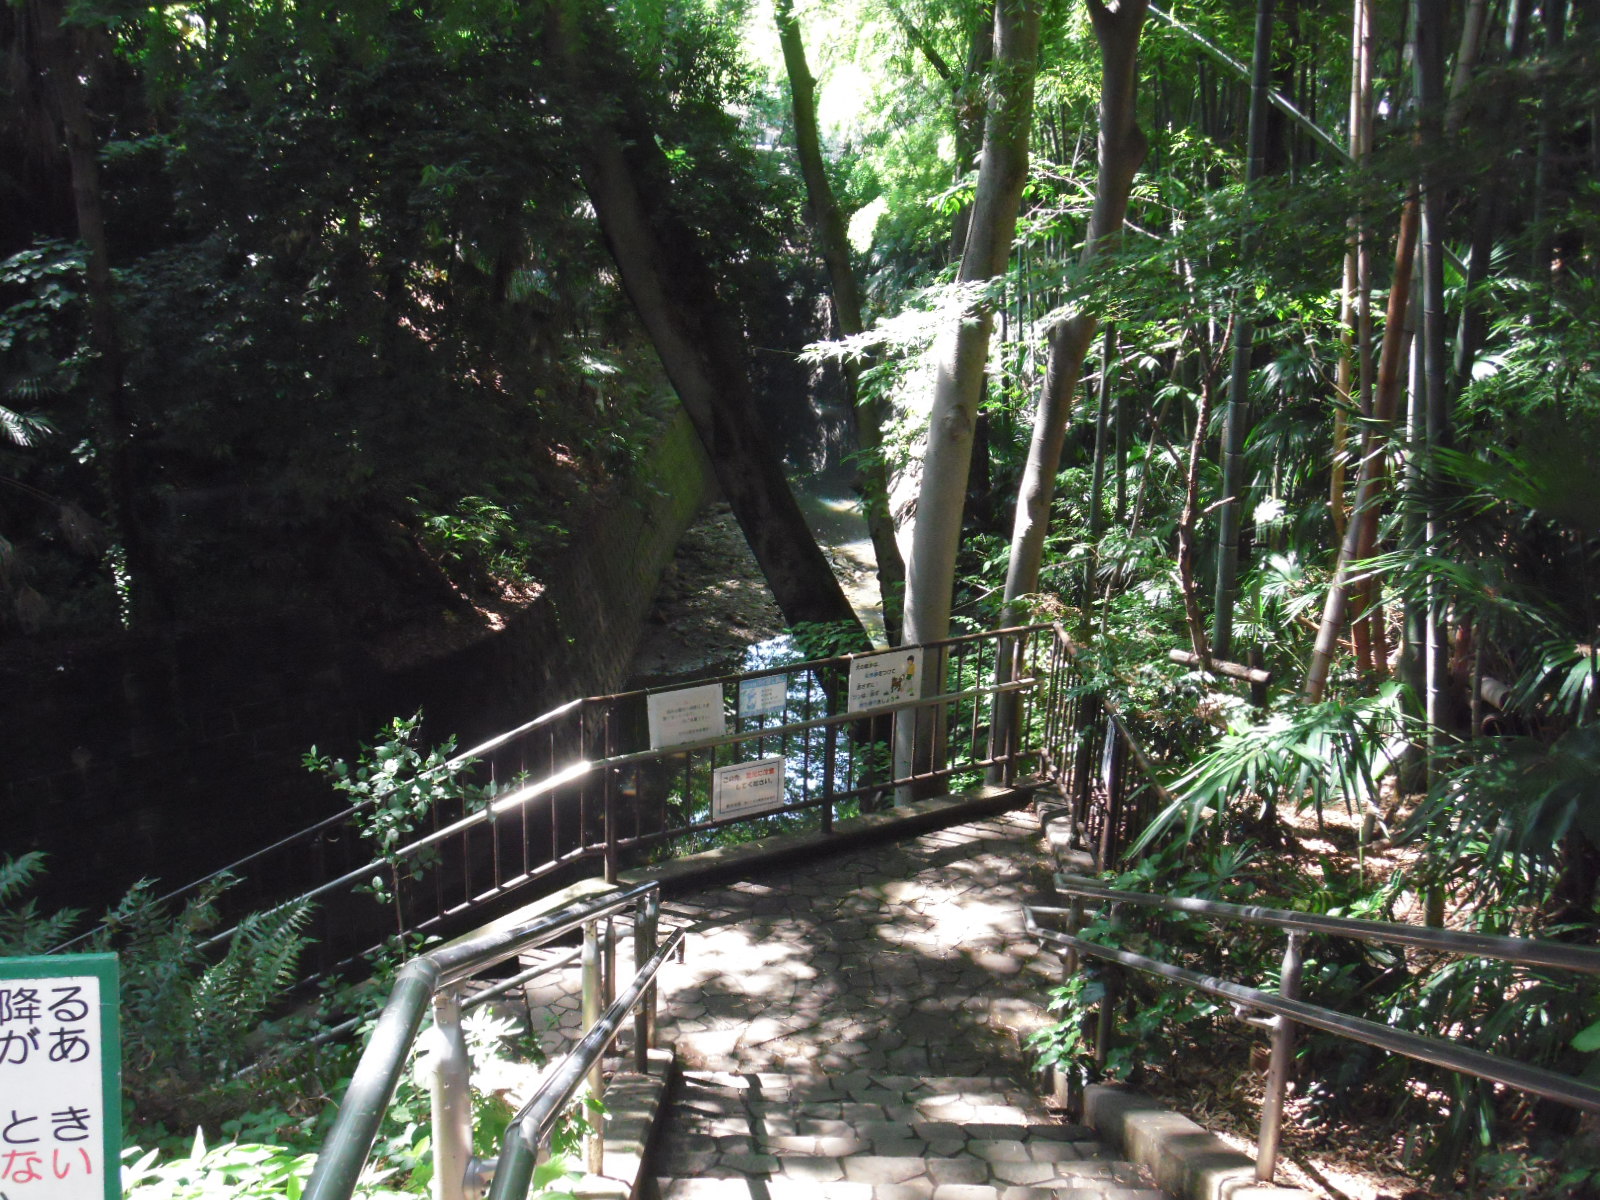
[484,926,685,1200]
[1044,879,1600,976]
[1024,910,1600,1115]
[303,880,658,1200]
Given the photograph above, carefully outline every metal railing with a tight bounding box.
[305,879,681,1200]
[1026,878,1600,1183]
[71,625,1059,979]
[1032,625,1177,870]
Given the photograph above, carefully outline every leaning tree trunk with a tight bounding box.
[999,0,1148,630]
[775,0,906,643]
[897,0,1039,795]
[547,7,867,646]
[902,0,1042,649]
[987,0,1146,785]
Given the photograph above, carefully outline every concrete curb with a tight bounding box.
[574,1047,677,1200]
[1082,1085,1309,1200]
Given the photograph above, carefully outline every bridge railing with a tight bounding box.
[73,625,1061,976]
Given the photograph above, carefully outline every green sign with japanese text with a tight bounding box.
[0,955,121,1200]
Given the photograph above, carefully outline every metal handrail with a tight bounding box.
[53,699,591,954]
[304,880,664,1200]
[196,673,1040,958]
[77,624,1054,974]
[1046,877,1600,976]
[1025,913,1600,1114]
[1028,881,1600,1184]
[484,926,684,1200]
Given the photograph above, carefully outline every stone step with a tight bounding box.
[683,1071,1039,1099]
[656,1174,1165,1200]
[658,1149,1151,1186]
[673,1071,1054,1127]
[661,1122,1099,1162]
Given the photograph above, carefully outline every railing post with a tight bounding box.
[426,987,474,1200]
[986,630,1020,786]
[822,722,837,835]
[1052,894,1087,1112]
[603,770,618,884]
[1093,903,1122,1072]
[581,918,605,1175]
[1257,930,1305,1182]
[634,889,661,1072]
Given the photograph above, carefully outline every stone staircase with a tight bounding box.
[654,1068,1164,1200]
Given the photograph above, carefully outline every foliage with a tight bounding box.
[84,877,320,1137]
[1133,684,1417,855]
[0,851,80,954]
[1407,724,1600,919]
[303,711,493,920]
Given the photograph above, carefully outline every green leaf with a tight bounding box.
[1571,1019,1600,1053]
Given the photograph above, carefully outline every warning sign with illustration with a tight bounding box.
[646,682,727,749]
[847,648,921,713]
[0,954,121,1200]
[711,756,785,821]
[737,674,787,719]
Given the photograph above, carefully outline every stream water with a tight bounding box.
[625,471,884,687]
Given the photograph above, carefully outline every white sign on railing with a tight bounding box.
[646,683,727,749]
[0,955,120,1200]
[711,756,785,820]
[847,648,920,712]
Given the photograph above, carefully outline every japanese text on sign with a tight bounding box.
[711,756,785,821]
[846,648,920,713]
[0,956,120,1200]
[646,683,727,750]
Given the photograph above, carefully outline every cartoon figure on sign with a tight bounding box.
[889,653,916,696]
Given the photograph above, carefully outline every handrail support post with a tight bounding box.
[427,987,475,1200]
[581,918,606,1175]
[634,891,661,1072]
[1257,930,1305,1182]
[1093,903,1123,1072]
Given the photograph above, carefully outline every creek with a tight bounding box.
[625,468,885,687]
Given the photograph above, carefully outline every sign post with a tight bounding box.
[0,955,121,1200]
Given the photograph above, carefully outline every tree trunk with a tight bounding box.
[902,0,1042,649]
[1415,0,1452,736]
[34,0,166,624]
[1211,0,1276,660]
[999,0,1148,631]
[1305,192,1419,701]
[774,0,905,643]
[1331,0,1375,542]
[548,6,868,646]
[1179,364,1218,668]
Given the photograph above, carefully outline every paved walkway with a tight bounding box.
[518,807,1167,1198]
[653,810,1061,1075]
